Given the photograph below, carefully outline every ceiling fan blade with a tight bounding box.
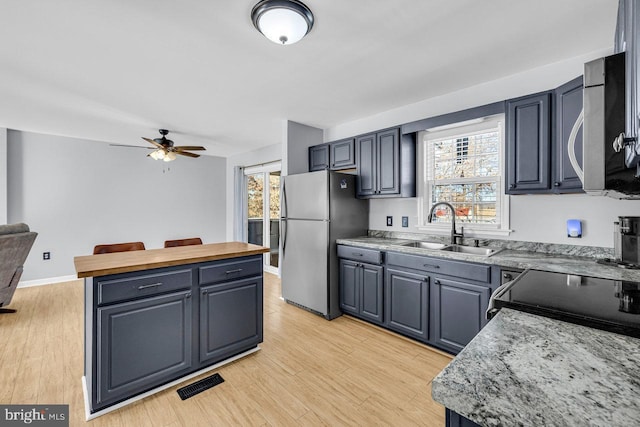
[110,144,155,149]
[142,137,164,149]
[174,146,206,151]
[175,151,200,158]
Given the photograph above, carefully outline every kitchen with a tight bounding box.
[2,0,640,426]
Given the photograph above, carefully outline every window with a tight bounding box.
[418,115,509,234]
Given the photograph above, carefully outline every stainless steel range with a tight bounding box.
[487,269,640,338]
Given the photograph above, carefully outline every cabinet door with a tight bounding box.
[506,92,552,193]
[432,277,490,354]
[339,259,359,315]
[309,144,330,171]
[554,76,584,193]
[360,263,384,325]
[377,128,401,195]
[384,268,429,342]
[446,409,482,427]
[330,138,356,170]
[95,290,192,408]
[356,133,377,196]
[200,276,263,365]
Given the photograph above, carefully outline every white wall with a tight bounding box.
[8,130,227,281]
[285,120,323,176]
[225,143,282,242]
[325,48,640,248]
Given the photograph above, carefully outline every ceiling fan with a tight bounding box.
[111,129,206,162]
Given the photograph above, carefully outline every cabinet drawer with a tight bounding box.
[337,245,383,265]
[97,269,192,306]
[199,256,262,285]
[386,252,490,283]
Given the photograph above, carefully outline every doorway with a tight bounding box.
[244,162,281,275]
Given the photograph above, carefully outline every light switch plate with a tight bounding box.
[402,216,409,227]
[386,216,393,226]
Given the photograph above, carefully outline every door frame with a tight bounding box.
[242,161,281,276]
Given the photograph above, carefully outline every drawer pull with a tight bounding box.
[225,268,243,274]
[352,252,364,257]
[137,283,163,290]
[423,264,440,269]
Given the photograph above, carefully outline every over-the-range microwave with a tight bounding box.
[568,52,640,199]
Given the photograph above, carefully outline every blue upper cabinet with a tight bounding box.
[329,138,356,170]
[356,127,415,198]
[506,91,553,194]
[505,77,585,195]
[554,76,584,193]
[308,143,330,171]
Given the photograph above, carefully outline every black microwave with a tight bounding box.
[574,52,640,199]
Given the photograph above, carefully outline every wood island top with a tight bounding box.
[74,241,269,278]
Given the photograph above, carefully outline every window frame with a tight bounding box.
[416,114,511,236]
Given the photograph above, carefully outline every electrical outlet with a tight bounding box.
[402,216,409,227]
[43,252,51,260]
[386,216,393,226]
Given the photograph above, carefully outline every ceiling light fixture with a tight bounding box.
[251,0,314,45]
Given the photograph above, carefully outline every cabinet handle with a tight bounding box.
[509,184,516,189]
[554,182,561,187]
[225,268,243,274]
[423,264,440,269]
[352,253,364,257]
[185,292,192,299]
[434,279,441,285]
[503,273,513,280]
[137,282,163,290]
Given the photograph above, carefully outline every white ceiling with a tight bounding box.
[0,0,619,157]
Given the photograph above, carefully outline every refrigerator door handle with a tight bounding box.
[281,219,287,256]
[281,179,288,220]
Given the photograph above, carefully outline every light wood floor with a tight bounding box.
[0,274,452,426]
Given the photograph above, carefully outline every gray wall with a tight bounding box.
[8,130,227,281]
[284,120,322,176]
[0,128,6,224]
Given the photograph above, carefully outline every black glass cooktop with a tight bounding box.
[494,269,640,338]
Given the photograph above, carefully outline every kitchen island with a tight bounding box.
[74,242,269,419]
[431,308,640,426]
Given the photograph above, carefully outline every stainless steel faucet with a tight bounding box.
[427,202,464,245]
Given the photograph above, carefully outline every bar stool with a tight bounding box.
[93,241,146,255]
[164,238,203,248]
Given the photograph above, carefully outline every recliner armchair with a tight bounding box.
[0,223,37,313]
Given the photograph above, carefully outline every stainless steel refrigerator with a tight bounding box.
[280,170,368,319]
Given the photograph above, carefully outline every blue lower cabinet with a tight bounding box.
[446,409,482,427]
[199,276,263,365]
[384,268,429,342]
[339,258,384,325]
[96,290,193,408]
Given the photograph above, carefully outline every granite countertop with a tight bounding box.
[336,236,640,282]
[431,308,640,426]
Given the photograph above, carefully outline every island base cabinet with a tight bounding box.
[199,277,263,365]
[432,278,490,354]
[446,409,482,427]
[384,268,429,341]
[95,290,193,409]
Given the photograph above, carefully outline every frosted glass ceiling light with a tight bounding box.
[251,0,314,45]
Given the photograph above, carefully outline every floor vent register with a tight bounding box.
[177,373,225,400]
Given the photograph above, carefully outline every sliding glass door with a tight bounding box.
[244,162,280,275]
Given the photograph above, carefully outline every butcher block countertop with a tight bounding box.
[74,241,269,278]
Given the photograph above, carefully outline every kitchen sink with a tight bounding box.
[440,245,502,256]
[397,241,449,250]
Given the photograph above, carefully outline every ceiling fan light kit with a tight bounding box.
[251,0,314,45]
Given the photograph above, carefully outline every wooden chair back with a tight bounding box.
[164,238,203,248]
[93,241,146,255]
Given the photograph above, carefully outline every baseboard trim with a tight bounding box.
[18,275,79,288]
[83,345,261,420]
